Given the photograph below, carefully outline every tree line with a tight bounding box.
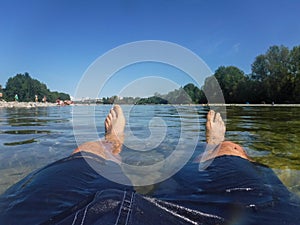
[100,84,204,105]
[105,44,300,104]
[210,45,300,104]
[1,45,299,104]
[0,73,70,102]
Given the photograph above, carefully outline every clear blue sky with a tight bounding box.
[1,0,300,98]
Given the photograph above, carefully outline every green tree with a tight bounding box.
[213,66,246,103]
[251,45,292,103]
[183,83,206,103]
[3,73,70,102]
[202,76,224,104]
[136,96,168,104]
[289,45,300,102]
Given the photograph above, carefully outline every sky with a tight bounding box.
[1,0,300,99]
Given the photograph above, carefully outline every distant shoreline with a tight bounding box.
[204,103,300,107]
[1,101,300,108]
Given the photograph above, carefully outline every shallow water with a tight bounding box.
[0,105,299,196]
[225,106,300,196]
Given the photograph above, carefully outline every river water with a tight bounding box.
[0,105,299,196]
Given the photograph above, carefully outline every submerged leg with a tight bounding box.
[72,105,125,161]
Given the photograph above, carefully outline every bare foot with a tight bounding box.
[206,110,225,145]
[105,105,125,139]
[104,105,126,154]
[72,105,125,160]
[199,110,251,162]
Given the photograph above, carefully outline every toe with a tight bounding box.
[104,118,110,131]
[105,119,109,127]
[214,112,221,123]
[113,105,123,118]
[215,112,221,123]
[108,112,113,121]
[216,113,225,127]
[110,108,116,119]
[207,110,215,121]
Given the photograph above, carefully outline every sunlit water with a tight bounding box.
[0,105,299,196]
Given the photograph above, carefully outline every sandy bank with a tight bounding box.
[0,101,58,108]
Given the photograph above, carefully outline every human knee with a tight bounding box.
[219,141,250,160]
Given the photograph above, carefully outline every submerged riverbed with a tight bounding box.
[0,105,299,196]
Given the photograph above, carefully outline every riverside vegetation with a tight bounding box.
[1,45,300,104]
[104,45,300,105]
[0,73,70,102]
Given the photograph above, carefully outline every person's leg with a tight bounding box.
[201,110,300,223]
[0,105,131,225]
[202,110,251,161]
[72,105,125,162]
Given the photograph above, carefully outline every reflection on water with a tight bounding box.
[0,105,299,196]
[4,138,37,146]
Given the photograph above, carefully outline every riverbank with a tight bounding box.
[0,101,57,108]
[1,101,300,108]
[206,103,300,107]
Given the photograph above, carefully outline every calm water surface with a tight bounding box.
[0,105,299,196]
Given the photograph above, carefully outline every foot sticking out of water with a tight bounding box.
[206,110,226,145]
[104,105,125,155]
[72,105,125,161]
[201,110,251,162]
